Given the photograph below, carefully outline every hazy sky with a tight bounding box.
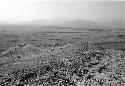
[0,0,124,23]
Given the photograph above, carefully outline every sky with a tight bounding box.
[0,0,124,23]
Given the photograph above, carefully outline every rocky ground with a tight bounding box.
[0,41,125,86]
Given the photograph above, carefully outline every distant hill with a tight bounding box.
[21,19,65,25]
[61,19,125,29]
[61,19,100,28]
[100,20,125,29]
[0,19,124,29]
[0,21,8,24]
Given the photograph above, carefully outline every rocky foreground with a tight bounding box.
[0,43,125,86]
